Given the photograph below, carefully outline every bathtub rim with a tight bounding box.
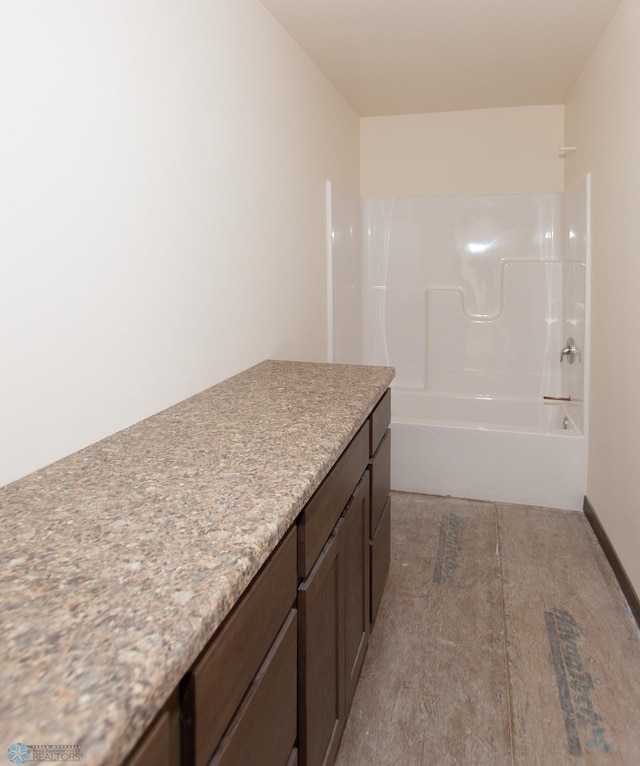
[391,415,581,436]
[390,388,584,436]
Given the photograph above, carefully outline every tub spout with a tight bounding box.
[560,337,580,364]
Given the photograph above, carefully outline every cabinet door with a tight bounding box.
[343,472,370,713]
[370,496,391,626]
[298,523,345,766]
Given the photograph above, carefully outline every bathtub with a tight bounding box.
[391,389,587,511]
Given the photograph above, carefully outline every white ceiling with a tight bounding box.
[260,0,623,116]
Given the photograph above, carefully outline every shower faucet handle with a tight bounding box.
[560,337,581,364]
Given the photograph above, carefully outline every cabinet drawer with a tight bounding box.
[370,496,391,626]
[370,429,390,536]
[125,690,180,766]
[298,422,368,578]
[211,609,298,766]
[369,389,391,457]
[182,527,297,766]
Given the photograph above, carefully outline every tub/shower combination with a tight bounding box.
[329,178,590,511]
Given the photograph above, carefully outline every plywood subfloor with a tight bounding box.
[335,492,640,766]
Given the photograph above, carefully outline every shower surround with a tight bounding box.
[330,178,589,510]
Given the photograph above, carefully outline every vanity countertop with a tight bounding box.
[0,359,394,765]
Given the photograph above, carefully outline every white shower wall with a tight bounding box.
[561,176,590,434]
[361,194,565,399]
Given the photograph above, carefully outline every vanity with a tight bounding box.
[0,360,394,766]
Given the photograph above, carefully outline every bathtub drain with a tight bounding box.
[563,417,569,430]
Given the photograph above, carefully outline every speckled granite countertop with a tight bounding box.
[0,360,394,766]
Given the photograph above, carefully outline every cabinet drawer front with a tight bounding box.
[210,609,298,766]
[369,389,391,457]
[298,422,368,578]
[370,496,391,626]
[370,429,390,536]
[183,527,297,766]
[125,690,180,766]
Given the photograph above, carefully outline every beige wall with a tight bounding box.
[361,106,565,196]
[0,0,359,487]
[565,0,640,595]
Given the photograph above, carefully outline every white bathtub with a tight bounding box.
[391,389,587,511]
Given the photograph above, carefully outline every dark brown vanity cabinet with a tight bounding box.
[297,423,371,766]
[128,389,392,766]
